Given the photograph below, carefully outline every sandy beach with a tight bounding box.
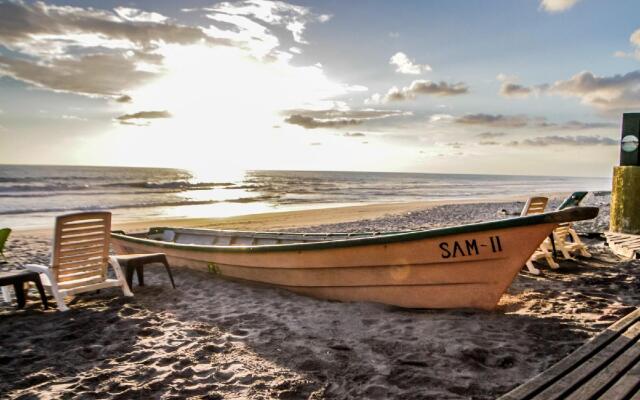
[1,194,637,399]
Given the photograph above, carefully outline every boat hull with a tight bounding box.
[111,222,556,310]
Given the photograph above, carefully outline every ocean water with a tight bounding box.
[0,165,611,228]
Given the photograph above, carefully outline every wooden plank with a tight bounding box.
[61,220,107,230]
[565,324,640,399]
[58,276,104,289]
[58,239,105,251]
[60,226,107,236]
[534,323,640,399]
[597,358,640,400]
[59,244,105,257]
[58,264,104,276]
[59,232,106,244]
[499,309,640,400]
[57,270,103,282]
[56,258,104,269]
[58,251,104,263]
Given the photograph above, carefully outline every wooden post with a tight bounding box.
[610,113,640,235]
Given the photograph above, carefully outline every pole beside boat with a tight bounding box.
[610,113,640,235]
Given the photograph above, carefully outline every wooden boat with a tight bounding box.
[110,207,598,310]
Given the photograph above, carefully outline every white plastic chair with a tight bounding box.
[24,211,132,311]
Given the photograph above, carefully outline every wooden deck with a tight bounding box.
[605,232,640,260]
[499,308,640,400]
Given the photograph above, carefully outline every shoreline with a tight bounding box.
[13,192,572,237]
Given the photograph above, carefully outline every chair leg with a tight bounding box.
[109,256,134,297]
[135,265,145,286]
[560,246,574,260]
[12,282,25,308]
[578,246,591,258]
[46,273,69,311]
[543,251,560,269]
[161,257,176,289]
[32,277,49,310]
[1,286,11,303]
[525,261,541,275]
[125,264,135,290]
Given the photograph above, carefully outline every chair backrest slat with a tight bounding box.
[521,197,549,216]
[52,212,111,287]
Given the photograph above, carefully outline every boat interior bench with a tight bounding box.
[499,308,640,400]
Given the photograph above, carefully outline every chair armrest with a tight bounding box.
[24,264,51,274]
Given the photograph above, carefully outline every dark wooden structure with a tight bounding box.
[499,308,640,399]
[114,253,176,290]
[0,270,48,309]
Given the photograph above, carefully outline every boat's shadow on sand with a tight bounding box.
[1,244,639,400]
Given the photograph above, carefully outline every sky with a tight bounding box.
[0,0,639,177]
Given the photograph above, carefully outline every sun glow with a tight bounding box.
[104,43,362,172]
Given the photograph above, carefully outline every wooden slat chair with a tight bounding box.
[547,191,591,260]
[499,307,640,400]
[24,212,132,311]
[546,223,591,260]
[521,197,558,274]
[521,197,550,217]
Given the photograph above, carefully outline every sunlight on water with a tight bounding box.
[0,165,612,228]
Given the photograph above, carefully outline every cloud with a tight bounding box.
[447,142,463,149]
[0,2,223,53]
[456,114,616,130]
[0,53,157,97]
[61,115,87,121]
[429,114,454,123]
[310,142,322,146]
[0,0,332,99]
[0,1,232,98]
[455,113,528,128]
[537,120,617,130]
[389,52,431,75]
[366,80,468,104]
[548,70,640,113]
[507,135,617,147]
[476,132,507,139]
[611,29,640,61]
[614,50,632,59]
[116,95,133,103]
[478,141,500,145]
[284,108,409,129]
[116,110,171,124]
[496,67,640,113]
[203,0,327,46]
[500,82,533,98]
[540,0,581,13]
[496,74,546,98]
[632,29,640,47]
[344,132,366,137]
[286,109,409,119]
[285,114,361,129]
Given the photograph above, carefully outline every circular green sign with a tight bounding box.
[622,135,639,153]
